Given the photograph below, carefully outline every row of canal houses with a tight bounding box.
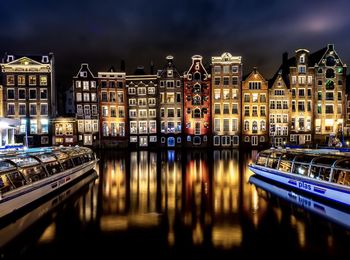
[0,44,348,149]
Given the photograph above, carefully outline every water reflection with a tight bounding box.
[3,150,350,258]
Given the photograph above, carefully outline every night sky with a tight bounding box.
[1,0,350,89]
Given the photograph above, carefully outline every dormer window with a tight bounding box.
[7,55,14,62]
[42,56,49,63]
[80,71,87,77]
[300,54,305,64]
[167,69,173,77]
[298,65,306,74]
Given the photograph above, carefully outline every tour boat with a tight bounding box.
[0,146,98,219]
[249,148,350,206]
[249,175,350,229]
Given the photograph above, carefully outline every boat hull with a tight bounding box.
[249,164,350,207]
[0,160,97,219]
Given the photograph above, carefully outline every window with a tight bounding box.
[307,101,311,112]
[252,106,258,116]
[149,109,156,117]
[149,121,156,133]
[223,89,230,100]
[91,81,96,88]
[326,105,333,114]
[40,75,47,86]
[92,105,98,115]
[83,93,90,102]
[139,109,147,118]
[252,93,258,102]
[139,121,147,134]
[41,119,48,134]
[7,75,14,85]
[168,108,175,117]
[338,92,342,101]
[117,92,124,103]
[148,87,156,94]
[214,77,220,86]
[307,76,312,85]
[317,103,322,114]
[137,87,146,95]
[130,122,137,134]
[83,81,89,90]
[110,107,116,117]
[7,104,15,115]
[102,106,108,117]
[166,81,174,88]
[292,88,296,97]
[276,101,282,109]
[40,89,47,99]
[223,77,229,85]
[270,101,275,109]
[7,89,14,99]
[214,104,221,114]
[30,119,37,134]
[40,104,48,115]
[283,101,288,109]
[30,104,37,115]
[214,66,221,74]
[29,89,37,99]
[18,75,25,85]
[177,108,181,117]
[118,107,125,118]
[223,104,229,114]
[19,104,26,115]
[18,89,26,99]
[223,119,229,131]
[167,93,175,103]
[91,93,97,102]
[260,94,266,102]
[244,121,249,131]
[84,105,91,116]
[292,101,296,112]
[214,119,220,132]
[298,101,305,112]
[249,82,261,89]
[244,94,250,102]
[28,75,36,85]
[298,76,306,84]
[298,65,306,74]
[299,118,305,130]
[298,89,305,97]
[232,104,238,114]
[244,106,249,116]
[252,121,258,133]
[300,54,305,63]
[176,93,181,103]
[232,119,238,131]
[128,87,136,94]
[101,92,108,102]
[77,105,83,115]
[260,106,266,116]
[232,66,238,73]
[193,109,201,118]
[232,77,238,86]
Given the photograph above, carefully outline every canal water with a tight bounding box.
[1,150,350,259]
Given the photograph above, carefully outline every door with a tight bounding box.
[252,136,258,146]
[299,135,305,145]
[195,122,201,135]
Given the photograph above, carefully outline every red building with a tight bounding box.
[184,55,211,147]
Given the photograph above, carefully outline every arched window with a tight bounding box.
[260,120,266,131]
[244,121,249,131]
[252,121,258,133]
[326,68,335,78]
[192,95,201,105]
[194,72,201,81]
[193,108,201,118]
[326,56,336,67]
[193,84,201,93]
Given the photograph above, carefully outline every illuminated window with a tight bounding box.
[40,75,47,86]
[41,119,49,134]
[18,75,25,85]
[29,75,36,85]
[30,119,37,134]
[6,75,14,85]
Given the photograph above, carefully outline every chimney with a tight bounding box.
[328,44,334,51]
[253,67,257,74]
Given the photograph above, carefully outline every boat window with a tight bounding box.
[256,155,267,166]
[60,159,74,171]
[36,154,56,163]
[266,153,281,169]
[331,169,350,185]
[6,171,26,188]
[278,160,292,172]
[0,161,16,171]
[309,166,331,181]
[45,161,62,175]
[21,165,47,183]
[53,151,69,161]
[80,155,86,164]
[292,163,309,176]
[280,153,296,161]
[335,159,350,169]
[72,156,82,166]
[0,174,14,194]
[11,157,39,168]
[313,156,339,166]
[294,155,315,164]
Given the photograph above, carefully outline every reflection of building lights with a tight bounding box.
[212,227,242,249]
[38,223,56,243]
[298,167,305,175]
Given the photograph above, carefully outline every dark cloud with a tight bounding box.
[1,0,350,88]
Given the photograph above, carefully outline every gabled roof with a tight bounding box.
[186,55,209,76]
[73,63,95,78]
[243,68,266,82]
[2,53,53,64]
